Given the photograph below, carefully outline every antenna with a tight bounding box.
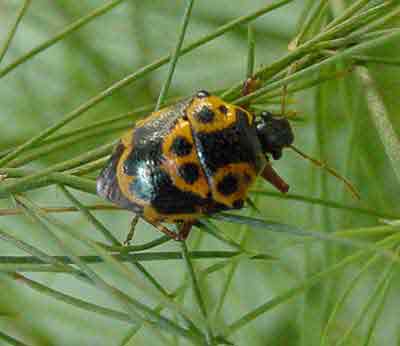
[289,145,360,200]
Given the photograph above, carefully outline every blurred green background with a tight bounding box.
[0,1,400,345]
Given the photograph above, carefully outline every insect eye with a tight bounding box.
[196,90,210,98]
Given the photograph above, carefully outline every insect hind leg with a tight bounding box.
[124,215,140,245]
[140,217,195,241]
[176,221,195,241]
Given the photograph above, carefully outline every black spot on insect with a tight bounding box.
[244,173,252,184]
[204,200,230,214]
[194,113,261,173]
[178,163,200,185]
[150,168,206,214]
[195,106,215,123]
[233,199,244,209]
[218,105,228,115]
[196,90,210,98]
[217,173,239,196]
[170,136,193,157]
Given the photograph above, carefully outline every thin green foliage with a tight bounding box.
[246,25,255,78]
[358,66,400,182]
[251,189,399,219]
[0,224,85,279]
[155,0,195,110]
[6,272,132,324]
[326,0,371,30]
[0,251,270,270]
[58,185,120,246]
[197,220,251,254]
[0,0,125,79]
[336,248,398,346]
[15,194,205,344]
[362,264,395,346]
[212,213,400,259]
[0,0,294,169]
[19,192,206,329]
[0,331,29,346]
[0,0,31,64]
[181,241,214,344]
[291,0,329,46]
[224,233,400,336]
[0,143,112,197]
[320,252,382,345]
[234,30,400,105]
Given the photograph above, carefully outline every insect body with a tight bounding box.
[97,90,294,240]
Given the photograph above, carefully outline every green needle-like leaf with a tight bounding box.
[0,0,31,64]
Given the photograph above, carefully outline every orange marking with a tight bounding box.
[186,96,240,133]
[209,163,257,208]
[162,118,210,199]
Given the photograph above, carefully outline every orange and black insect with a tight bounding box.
[97,90,294,241]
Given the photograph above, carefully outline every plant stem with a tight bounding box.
[0,0,31,64]
[181,241,214,345]
[155,0,195,110]
[0,0,125,78]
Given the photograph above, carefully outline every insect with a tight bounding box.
[97,89,294,241]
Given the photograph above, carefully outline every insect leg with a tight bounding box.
[242,77,260,97]
[124,215,139,245]
[261,162,289,193]
[139,217,182,241]
[176,221,195,241]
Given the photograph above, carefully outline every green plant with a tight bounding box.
[0,1,399,345]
